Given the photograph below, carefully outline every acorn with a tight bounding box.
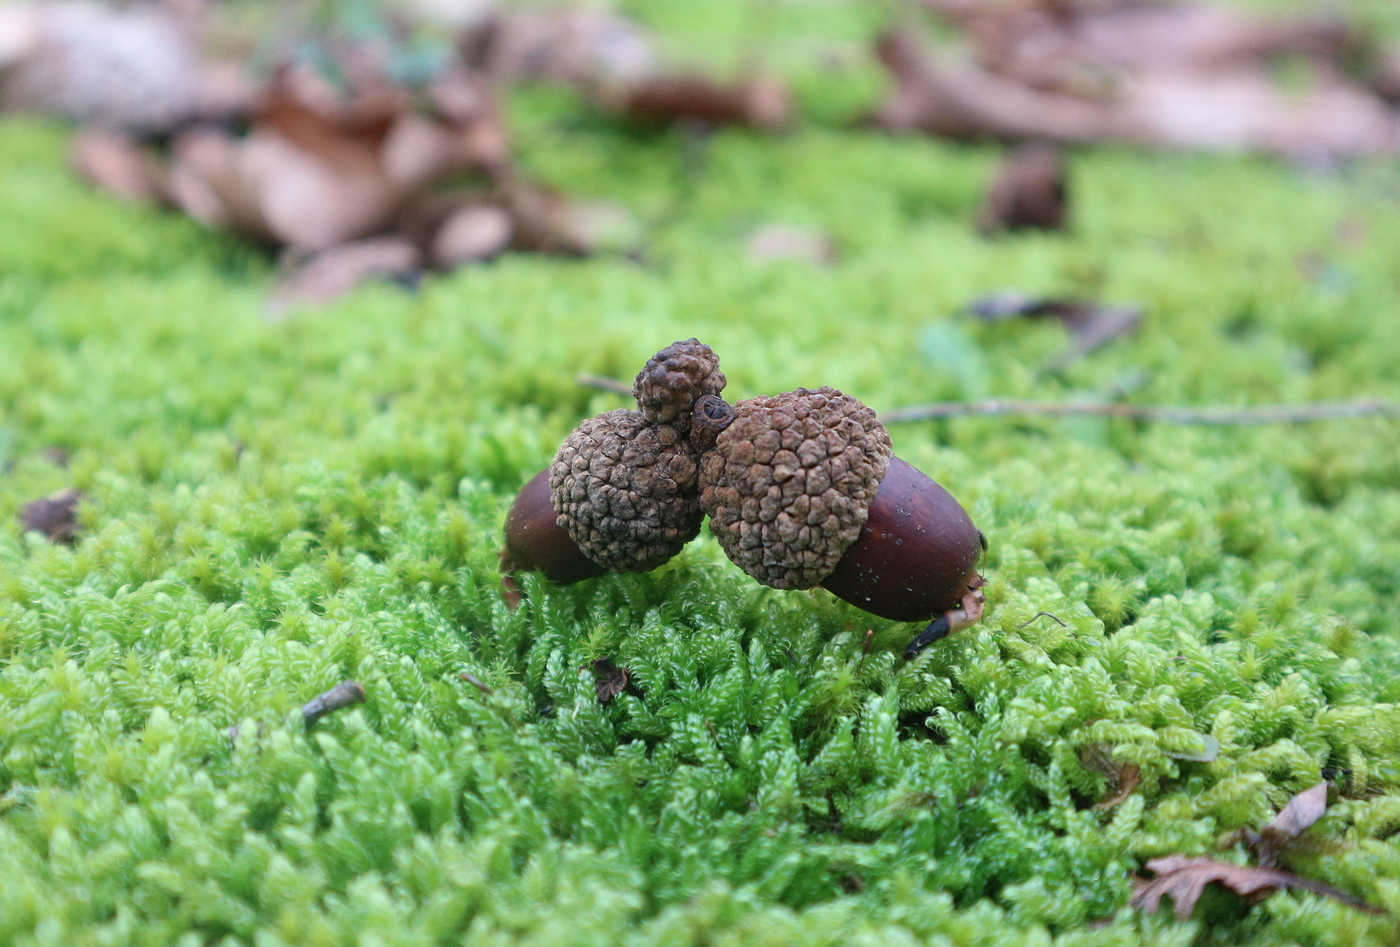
[500,340,724,589]
[696,388,986,656]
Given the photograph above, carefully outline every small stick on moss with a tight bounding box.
[880,398,1400,425]
[1017,611,1067,629]
[301,680,366,726]
[459,670,494,696]
[577,373,634,397]
[577,375,1400,425]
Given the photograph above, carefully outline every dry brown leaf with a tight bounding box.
[1252,782,1330,867]
[874,21,1400,159]
[463,8,653,86]
[590,658,630,705]
[69,127,168,204]
[269,236,421,312]
[746,225,836,266]
[431,203,514,267]
[967,292,1143,370]
[978,142,1067,234]
[0,1,202,134]
[605,74,791,131]
[1131,855,1379,918]
[19,487,83,544]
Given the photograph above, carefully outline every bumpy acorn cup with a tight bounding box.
[500,340,725,603]
[696,388,986,657]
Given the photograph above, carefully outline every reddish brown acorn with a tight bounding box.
[500,340,724,596]
[696,389,986,656]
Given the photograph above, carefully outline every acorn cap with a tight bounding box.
[699,387,892,590]
[549,409,703,572]
[632,339,726,434]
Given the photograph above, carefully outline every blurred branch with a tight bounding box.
[576,374,1400,425]
[882,398,1400,425]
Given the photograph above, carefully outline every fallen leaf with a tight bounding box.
[1131,855,1379,919]
[590,658,630,704]
[1081,743,1141,809]
[746,225,837,266]
[463,7,654,86]
[19,487,83,544]
[0,1,203,135]
[966,292,1143,370]
[269,237,421,312]
[70,127,168,204]
[978,142,1067,234]
[604,74,791,131]
[1253,782,1329,867]
[431,203,514,267]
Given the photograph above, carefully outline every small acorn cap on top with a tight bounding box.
[698,387,892,590]
[549,408,703,573]
[632,339,726,434]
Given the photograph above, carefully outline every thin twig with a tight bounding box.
[301,680,366,726]
[577,373,634,397]
[881,398,1400,425]
[459,670,494,696]
[575,374,1400,425]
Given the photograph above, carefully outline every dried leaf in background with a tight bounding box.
[70,127,169,204]
[19,487,83,544]
[1131,855,1379,918]
[269,237,421,314]
[967,292,1143,370]
[590,658,630,704]
[1252,782,1329,867]
[979,142,1067,234]
[463,7,653,85]
[603,74,792,130]
[746,225,837,266]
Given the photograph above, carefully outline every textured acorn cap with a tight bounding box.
[632,339,726,434]
[699,387,892,590]
[549,409,703,572]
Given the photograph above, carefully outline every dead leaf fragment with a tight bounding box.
[606,74,791,130]
[746,225,836,266]
[269,237,421,312]
[590,658,630,704]
[464,8,654,86]
[1080,743,1142,809]
[432,203,514,267]
[979,142,1067,234]
[1252,782,1329,867]
[966,292,1143,370]
[1131,855,1379,918]
[19,487,83,544]
[70,127,168,204]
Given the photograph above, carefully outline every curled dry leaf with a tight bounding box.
[604,74,792,131]
[1131,855,1379,919]
[269,237,421,313]
[590,658,630,705]
[1081,743,1141,809]
[0,1,203,135]
[967,292,1143,370]
[431,203,514,267]
[746,225,837,266]
[979,142,1067,234]
[69,127,168,205]
[1253,782,1329,867]
[463,7,654,86]
[874,15,1400,159]
[19,487,83,544]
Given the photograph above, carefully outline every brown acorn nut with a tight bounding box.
[697,389,985,656]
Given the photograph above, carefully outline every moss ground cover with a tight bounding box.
[5,3,1400,942]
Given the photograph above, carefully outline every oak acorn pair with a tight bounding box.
[500,340,987,656]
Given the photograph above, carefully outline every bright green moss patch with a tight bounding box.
[5,7,1400,940]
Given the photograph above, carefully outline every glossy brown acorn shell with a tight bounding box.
[500,468,606,583]
[821,456,982,622]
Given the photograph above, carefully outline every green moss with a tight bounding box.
[3,1,1400,940]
